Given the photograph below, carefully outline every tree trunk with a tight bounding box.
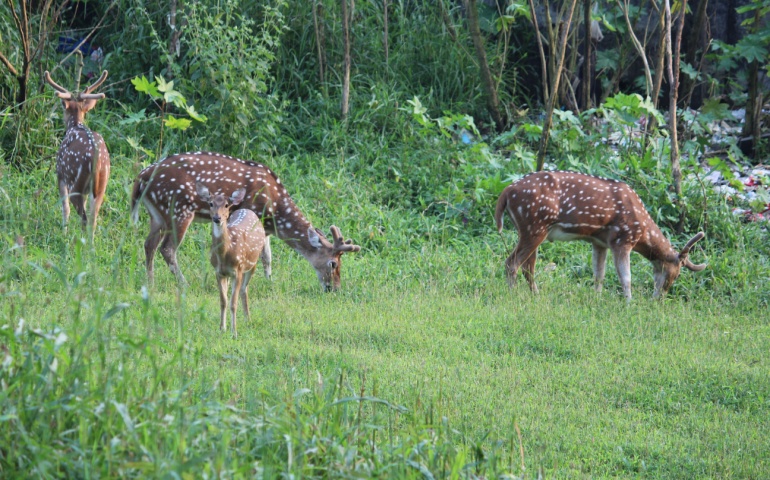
[341,0,352,119]
[651,7,666,111]
[680,0,708,109]
[666,0,688,233]
[581,0,592,109]
[168,0,183,77]
[528,0,549,104]
[466,0,505,131]
[536,0,580,171]
[313,1,326,85]
[741,8,764,158]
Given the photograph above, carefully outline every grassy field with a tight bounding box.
[2,159,769,478]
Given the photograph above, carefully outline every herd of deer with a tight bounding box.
[46,71,707,337]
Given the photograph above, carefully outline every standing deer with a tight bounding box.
[45,70,110,242]
[130,152,361,290]
[494,171,706,299]
[196,183,265,338]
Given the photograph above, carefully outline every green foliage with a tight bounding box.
[131,75,208,131]
[179,0,287,156]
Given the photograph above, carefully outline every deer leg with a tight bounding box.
[611,245,633,300]
[70,192,87,231]
[592,244,608,292]
[89,189,106,243]
[59,182,71,230]
[217,274,229,332]
[504,245,521,288]
[521,249,540,294]
[230,273,245,339]
[506,233,546,293]
[144,221,164,285]
[240,267,256,323]
[159,215,193,286]
[261,236,272,280]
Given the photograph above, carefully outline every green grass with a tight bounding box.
[2,160,769,478]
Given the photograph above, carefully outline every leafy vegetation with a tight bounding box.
[1,0,768,477]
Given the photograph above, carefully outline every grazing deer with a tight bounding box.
[45,70,110,242]
[130,152,361,290]
[494,171,706,299]
[196,184,265,338]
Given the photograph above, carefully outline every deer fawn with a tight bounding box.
[196,183,265,338]
[45,70,110,242]
[495,171,706,299]
[131,152,361,290]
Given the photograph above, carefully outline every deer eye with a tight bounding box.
[329,260,338,270]
[208,202,213,207]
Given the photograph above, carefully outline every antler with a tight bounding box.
[680,232,705,256]
[679,232,706,271]
[45,70,108,100]
[44,71,73,100]
[330,225,361,253]
[84,70,108,94]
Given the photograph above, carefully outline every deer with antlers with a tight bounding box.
[45,70,110,241]
[196,184,266,338]
[495,171,706,299]
[130,152,361,290]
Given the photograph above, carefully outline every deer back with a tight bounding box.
[132,152,298,235]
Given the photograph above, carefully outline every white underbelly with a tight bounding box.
[547,225,609,248]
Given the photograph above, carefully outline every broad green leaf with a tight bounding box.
[163,116,192,130]
[506,1,530,20]
[735,34,768,62]
[680,61,699,80]
[131,76,161,99]
[699,99,732,123]
[155,76,174,93]
[119,109,147,125]
[156,76,187,107]
[184,105,208,123]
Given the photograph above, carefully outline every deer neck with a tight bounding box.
[64,112,87,131]
[211,221,232,257]
[637,224,679,264]
[268,196,318,255]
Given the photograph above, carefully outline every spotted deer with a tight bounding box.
[494,171,706,299]
[45,70,110,241]
[196,184,265,338]
[130,152,361,290]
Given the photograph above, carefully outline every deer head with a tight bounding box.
[306,225,361,292]
[652,231,706,298]
[195,183,246,228]
[44,70,108,128]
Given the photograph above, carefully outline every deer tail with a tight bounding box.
[494,187,510,234]
[130,179,143,225]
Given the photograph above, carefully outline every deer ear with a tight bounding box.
[307,227,323,249]
[230,188,246,205]
[81,98,99,112]
[195,182,211,202]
